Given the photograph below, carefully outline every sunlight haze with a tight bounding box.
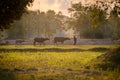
[28,0,94,16]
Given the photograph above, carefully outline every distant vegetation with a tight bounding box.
[3,0,119,40]
[6,10,71,39]
[68,0,120,39]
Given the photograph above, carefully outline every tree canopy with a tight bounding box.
[0,0,33,31]
[68,0,120,39]
[6,10,71,39]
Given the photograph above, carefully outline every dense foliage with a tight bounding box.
[0,0,33,31]
[68,0,120,39]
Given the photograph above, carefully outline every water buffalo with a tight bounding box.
[34,37,49,45]
[15,39,25,44]
[54,37,70,44]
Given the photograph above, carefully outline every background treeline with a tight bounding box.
[6,10,71,39]
[68,1,120,39]
[6,1,120,40]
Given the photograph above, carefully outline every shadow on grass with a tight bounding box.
[0,48,84,52]
[0,47,110,53]
[88,47,110,52]
[88,47,120,71]
[0,71,16,80]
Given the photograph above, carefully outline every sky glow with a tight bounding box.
[28,0,86,16]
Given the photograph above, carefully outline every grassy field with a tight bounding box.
[0,45,120,80]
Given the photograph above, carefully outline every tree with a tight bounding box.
[0,0,33,31]
[68,0,120,39]
[108,10,120,40]
[7,10,67,39]
[68,2,108,38]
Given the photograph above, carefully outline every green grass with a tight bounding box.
[0,45,120,80]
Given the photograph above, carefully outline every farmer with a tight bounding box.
[73,36,77,45]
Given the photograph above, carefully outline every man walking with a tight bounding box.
[73,36,77,45]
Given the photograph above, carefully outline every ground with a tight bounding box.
[0,45,120,80]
